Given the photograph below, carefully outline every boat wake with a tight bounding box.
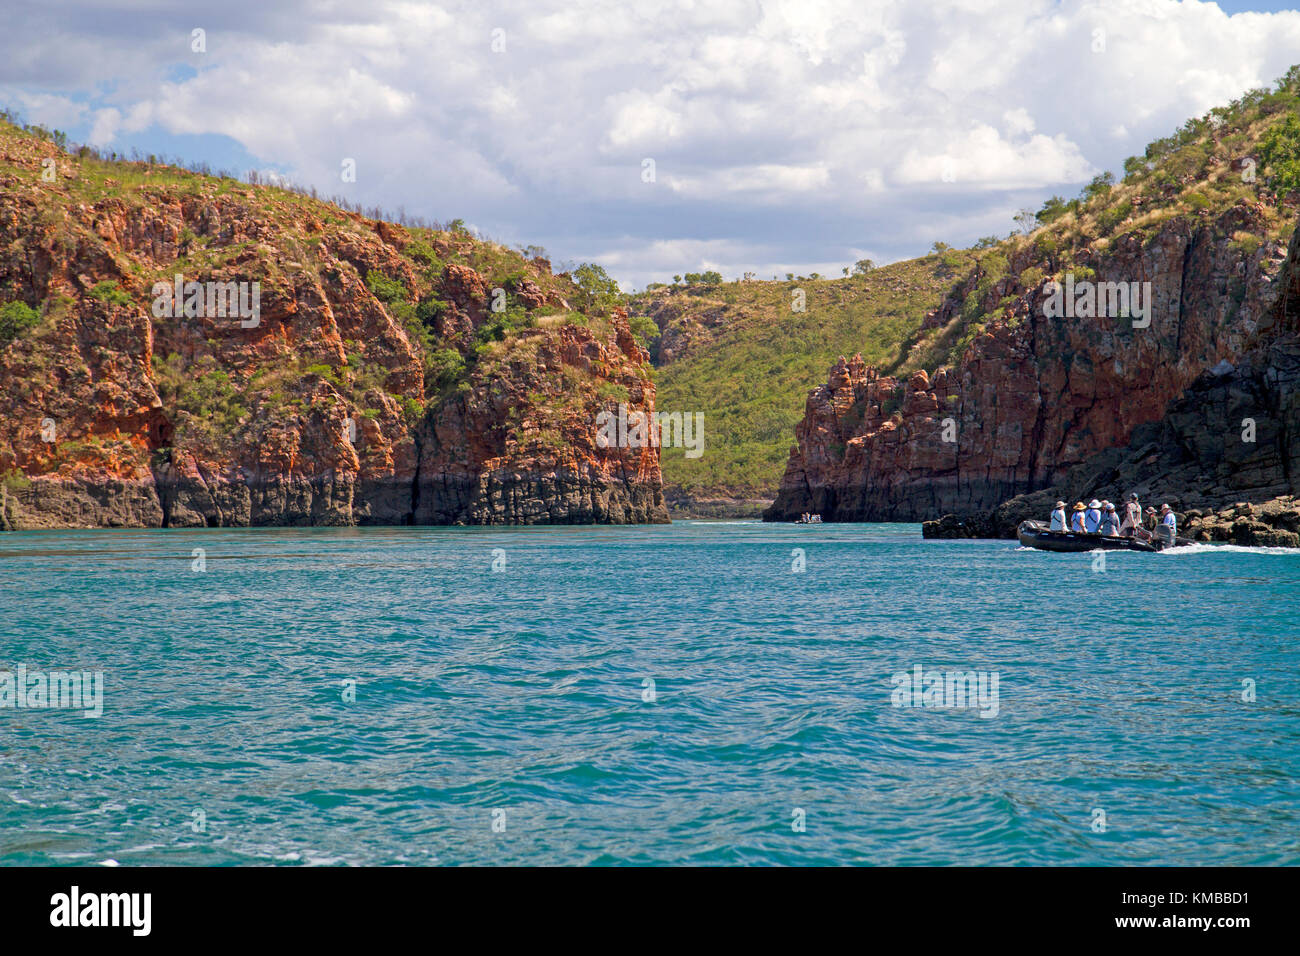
[1015,540,1298,556]
[1156,541,1300,556]
[1014,544,1136,554]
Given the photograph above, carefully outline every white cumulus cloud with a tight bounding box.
[0,0,1297,288]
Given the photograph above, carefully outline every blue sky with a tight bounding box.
[1216,0,1296,9]
[3,0,1299,288]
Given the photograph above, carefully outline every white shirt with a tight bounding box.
[1050,509,1067,531]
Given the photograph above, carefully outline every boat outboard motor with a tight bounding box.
[1156,524,1176,547]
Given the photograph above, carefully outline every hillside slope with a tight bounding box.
[629,251,972,514]
[0,118,667,528]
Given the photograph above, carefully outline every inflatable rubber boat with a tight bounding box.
[1017,520,1191,553]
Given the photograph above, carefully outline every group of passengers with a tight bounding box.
[1049,494,1177,543]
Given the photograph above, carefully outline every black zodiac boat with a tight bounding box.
[1017,520,1192,553]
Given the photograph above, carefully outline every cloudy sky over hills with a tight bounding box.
[4,0,1300,287]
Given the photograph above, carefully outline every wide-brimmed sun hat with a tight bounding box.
[1088,499,1101,509]
[1073,502,1086,510]
[1105,503,1116,511]
[1055,500,1066,508]
[1146,506,1157,514]
[1160,503,1171,511]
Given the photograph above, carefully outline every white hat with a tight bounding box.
[1160,503,1170,511]
[1055,500,1065,508]
[1088,499,1101,509]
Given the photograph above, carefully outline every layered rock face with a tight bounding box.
[404,322,666,526]
[0,126,666,528]
[766,205,1292,523]
[923,335,1300,546]
[957,336,1299,528]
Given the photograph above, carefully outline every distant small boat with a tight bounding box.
[795,514,823,524]
[1017,520,1191,553]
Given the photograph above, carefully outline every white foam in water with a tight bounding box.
[1014,542,1299,556]
[1160,541,1300,556]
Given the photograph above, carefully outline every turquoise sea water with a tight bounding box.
[0,521,1297,866]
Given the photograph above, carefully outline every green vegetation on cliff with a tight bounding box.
[915,64,1300,364]
[0,301,39,347]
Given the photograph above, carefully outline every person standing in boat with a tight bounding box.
[1049,501,1069,531]
[1084,499,1103,533]
[1098,502,1121,536]
[1120,493,1142,536]
[1070,502,1087,532]
[1158,504,1177,545]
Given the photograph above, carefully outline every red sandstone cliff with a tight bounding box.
[0,122,667,528]
[766,204,1294,522]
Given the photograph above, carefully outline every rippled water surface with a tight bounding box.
[1,522,1297,865]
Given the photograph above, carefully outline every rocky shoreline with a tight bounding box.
[663,491,772,520]
[922,498,1300,549]
[0,466,668,530]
